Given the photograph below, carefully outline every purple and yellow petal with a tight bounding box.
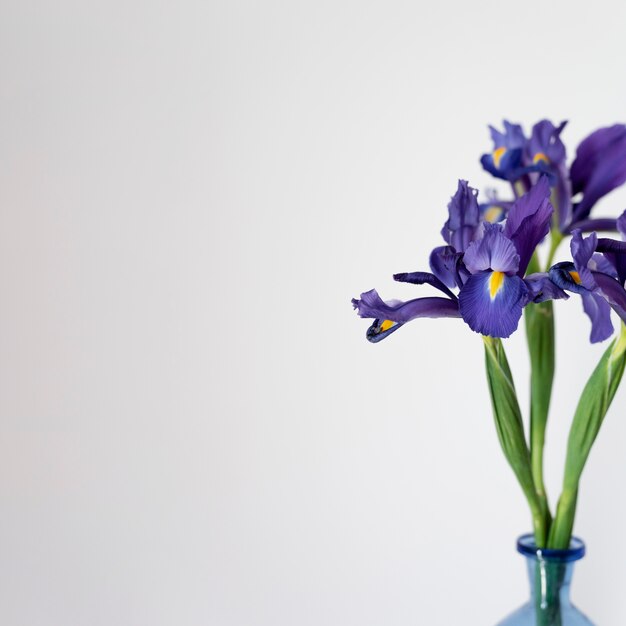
[458,271,529,338]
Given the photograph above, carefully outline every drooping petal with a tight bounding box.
[458,271,529,338]
[429,245,467,288]
[570,230,597,290]
[352,289,460,342]
[593,271,626,325]
[440,180,481,252]
[503,175,553,276]
[581,291,614,343]
[392,271,457,299]
[524,273,569,303]
[570,124,626,221]
[463,223,519,275]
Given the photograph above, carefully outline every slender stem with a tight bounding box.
[548,488,578,550]
[545,229,564,271]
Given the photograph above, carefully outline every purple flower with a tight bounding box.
[549,230,626,342]
[353,178,557,341]
[480,121,527,181]
[570,124,626,224]
[526,120,572,231]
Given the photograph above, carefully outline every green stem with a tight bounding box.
[548,488,578,550]
[524,295,555,546]
[483,336,547,546]
[545,229,564,271]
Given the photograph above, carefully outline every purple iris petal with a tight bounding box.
[549,262,587,295]
[581,291,614,343]
[526,120,567,166]
[491,121,526,150]
[458,271,529,338]
[593,271,626,324]
[524,273,569,303]
[480,121,528,182]
[569,218,617,233]
[589,252,618,279]
[570,230,597,290]
[429,245,466,288]
[570,124,626,221]
[463,223,519,274]
[352,289,460,342]
[503,176,553,275]
[441,180,481,253]
[393,271,457,300]
[594,237,626,284]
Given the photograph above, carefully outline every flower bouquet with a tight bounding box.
[352,120,626,625]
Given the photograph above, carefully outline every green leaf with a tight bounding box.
[549,324,626,549]
[483,336,546,545]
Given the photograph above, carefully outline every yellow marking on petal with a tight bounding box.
[489,271,505,299]
[493,146,507,169]
[484,206,503,223]
[533,152,549,164]
[380,319,396,332]
[569,271,582,285]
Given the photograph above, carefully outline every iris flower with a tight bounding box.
[548,226,626,342]
[480,120,626,235]
[352,177,561,341]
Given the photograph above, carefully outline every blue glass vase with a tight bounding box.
[496,534,594,626]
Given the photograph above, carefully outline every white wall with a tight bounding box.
[1,1,626,624]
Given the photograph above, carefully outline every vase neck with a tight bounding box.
[526,557,574,606]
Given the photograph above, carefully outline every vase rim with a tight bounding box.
[516,533,586,562]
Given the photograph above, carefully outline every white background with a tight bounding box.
[2,1,626,624]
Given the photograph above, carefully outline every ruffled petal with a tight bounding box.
[458,271,529,338]
[463,223,519,274]
[441,180,481,253]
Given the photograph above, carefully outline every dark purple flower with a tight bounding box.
[570,124,626,223]
[548,230,626,342]
[525,120,572,231]
[480,121,527,181]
